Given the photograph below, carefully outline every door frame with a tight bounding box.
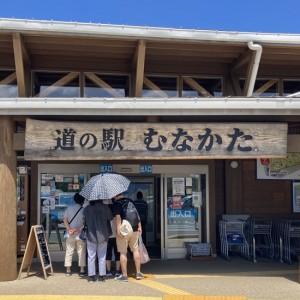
[38,163,209,260]
[125,176,157,245]
[162,170,209,259]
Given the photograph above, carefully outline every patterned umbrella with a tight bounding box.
[79,173,130,201]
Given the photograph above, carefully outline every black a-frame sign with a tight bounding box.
[18,225,54,280]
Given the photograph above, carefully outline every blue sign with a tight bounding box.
[167,209,198,219]
[140,164,152,174]
[99,164,113,173]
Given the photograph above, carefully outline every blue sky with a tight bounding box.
[1,0,300,34]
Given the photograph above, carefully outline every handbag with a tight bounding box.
[138,234,150,264]
[79,226,87,241]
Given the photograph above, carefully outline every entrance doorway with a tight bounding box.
[164,173,207,258]
[38,164,208,261]
[125,176,161,259]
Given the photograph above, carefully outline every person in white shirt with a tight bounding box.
[63,193,86,277]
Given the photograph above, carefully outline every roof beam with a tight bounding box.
[243,51,256,96]
[228,72,243,96]
[183,77,213,97]
[253,79,278,96]
[230,49,251,73]
[12,33,28,97]
[143,76,168,97]
[132,40,146,97]
[35,72,79,97]
[0,72,16,88]
[85,72,124,97]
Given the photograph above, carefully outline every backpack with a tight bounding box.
[122,198,140,228]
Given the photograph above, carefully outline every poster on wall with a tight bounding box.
[172,178,185,195]
[172,195,182,209]
[293,182,300,212]
[257,153,300,180]
[192,192,202,207]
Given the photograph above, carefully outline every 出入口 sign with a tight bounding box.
[24,119,287,160]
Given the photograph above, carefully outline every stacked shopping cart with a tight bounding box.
[247,217,274,262]
[219,219,250,260]
[272,218,300,264]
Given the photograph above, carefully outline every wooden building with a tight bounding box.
[1,18,300,281]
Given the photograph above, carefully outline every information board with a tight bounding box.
[18,225,53,280]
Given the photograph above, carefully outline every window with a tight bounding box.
[84,73,130,97]
[0,71,18,97]
[283,80,300,96]
[182,77,222,97]
[142,76,178,97]
[33,72,80,97]
[240,79,279,97]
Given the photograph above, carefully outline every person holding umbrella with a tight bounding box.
[79,173,131,283]
[82,199,113,283]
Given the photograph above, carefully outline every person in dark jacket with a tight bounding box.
[134,191,148,244]
[83,200,113,283]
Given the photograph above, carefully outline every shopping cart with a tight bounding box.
[247,217,274,262]
[272,218,300,264]
[219,220,250,260]
[281,219,300,264]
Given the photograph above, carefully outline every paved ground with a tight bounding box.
[0,256,300,300]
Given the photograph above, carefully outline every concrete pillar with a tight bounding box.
[0,116,17,281]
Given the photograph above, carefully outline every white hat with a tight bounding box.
[120,219,133,237]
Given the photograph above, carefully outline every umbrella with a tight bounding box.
[79,173,130,201]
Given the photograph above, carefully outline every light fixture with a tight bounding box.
[230,161,239,169]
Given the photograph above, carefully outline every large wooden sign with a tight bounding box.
[24,118,287,160]
[18,225,53,280]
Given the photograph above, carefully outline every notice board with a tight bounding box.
[18,225,53,280]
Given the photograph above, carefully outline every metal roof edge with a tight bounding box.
[1,18,300,44]
[1,97,300,115]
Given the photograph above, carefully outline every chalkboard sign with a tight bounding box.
[35,226,51,267]
[18,225,53,280]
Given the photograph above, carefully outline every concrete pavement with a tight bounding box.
[0,256,300,300]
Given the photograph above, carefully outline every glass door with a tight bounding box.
[125,176,161,258]
[40,173,85,252]
[164,173,207,258]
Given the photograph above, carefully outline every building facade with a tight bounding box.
[1,18,300,281]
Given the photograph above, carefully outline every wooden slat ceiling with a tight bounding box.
[2,31,300,76]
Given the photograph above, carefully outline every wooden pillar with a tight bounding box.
[0,116,17,281]
[225,160,243,214]
[208,160,217,254]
